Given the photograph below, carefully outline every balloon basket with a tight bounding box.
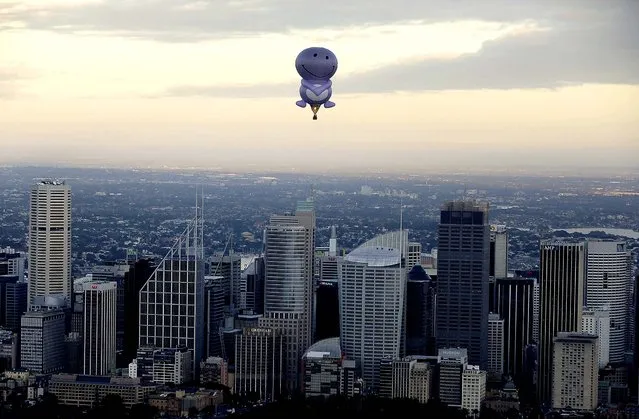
[311,104,320,120]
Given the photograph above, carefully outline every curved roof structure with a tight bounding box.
[302,337,341,359]
[357,230,408,253]
[345,246,401,267]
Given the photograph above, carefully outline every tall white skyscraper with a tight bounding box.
[83,281,117,375]
[28,180,72,308]
[139,206,205,373]
[338,231,407,390]
[259,201,315,391]
[585,240,631,364]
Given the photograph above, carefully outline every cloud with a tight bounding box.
[160,3,639,96]
[1,0,620,41]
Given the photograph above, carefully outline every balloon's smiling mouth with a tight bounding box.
[302,65,335,79]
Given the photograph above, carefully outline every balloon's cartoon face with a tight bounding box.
[295,47,338,80]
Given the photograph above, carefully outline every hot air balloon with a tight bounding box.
[295,47,338,120]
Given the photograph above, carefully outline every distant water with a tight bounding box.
[553,228,639,239]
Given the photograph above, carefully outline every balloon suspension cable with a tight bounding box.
[311,104,320,121]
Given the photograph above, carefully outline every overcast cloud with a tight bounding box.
[160,1,639,95]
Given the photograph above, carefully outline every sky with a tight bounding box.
[1,0,638,175]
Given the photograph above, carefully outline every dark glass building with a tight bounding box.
[315,280,339,342]
[406,265,433,356]
[494,277,535,380]
[122,258,156,365]
[0,275,27,331]
[436,201,490,369]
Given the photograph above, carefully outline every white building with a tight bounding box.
[152,347,193,385]
[128,359,138,378]
[338,231,408,390]
[487,313,504,377]
[552,332,598,411]
[461,365,487,413]
[581,307,610,369]
[83,281,117,376]
[28,180,72,308]
[585,241,631,364]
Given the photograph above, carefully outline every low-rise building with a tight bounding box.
[48,374,157,408]
[148,390,223,417]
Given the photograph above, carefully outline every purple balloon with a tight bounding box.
[295,47,338,119]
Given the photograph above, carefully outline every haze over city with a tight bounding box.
[1,0,638,174]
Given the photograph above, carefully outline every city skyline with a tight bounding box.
[1,1,638,174]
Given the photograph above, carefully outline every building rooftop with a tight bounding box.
[303,337,341,359]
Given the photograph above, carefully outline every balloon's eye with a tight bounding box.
[313,53,317,57]
[325,56,329,59]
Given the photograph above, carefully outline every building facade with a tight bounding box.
[28,180,72,308]
[585,241,631,364]
[259,203,315,392]
[436,201,490,369]
[538,241,586,403]
[551,332,599,411]
[139,212,205,374]
[83,281,117,376]
[338,231,407,391]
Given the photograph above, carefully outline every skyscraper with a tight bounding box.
[436,201,490,369]
[494,277,535,379]
[138,208,205,373]
[234,326,283,401]
[538,240,586,403]
[585,240,631,364]
[338,231,407,391]
[123,258,156,364]
[259,201,315,392]
[405,265,432,356]
[83,281,117,375]
[28,180,72,308]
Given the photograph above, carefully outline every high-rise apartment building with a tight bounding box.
[551,332,598,411]
[28,180,72,308]
[139,210,205,374]
[436,201,490,369]
[259,201,315,392]
[538,240,586,403]
[585,241,631,364]
[83,281,117,375]
[338,231,407,391]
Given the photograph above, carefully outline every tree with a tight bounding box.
[188,406,199,418]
